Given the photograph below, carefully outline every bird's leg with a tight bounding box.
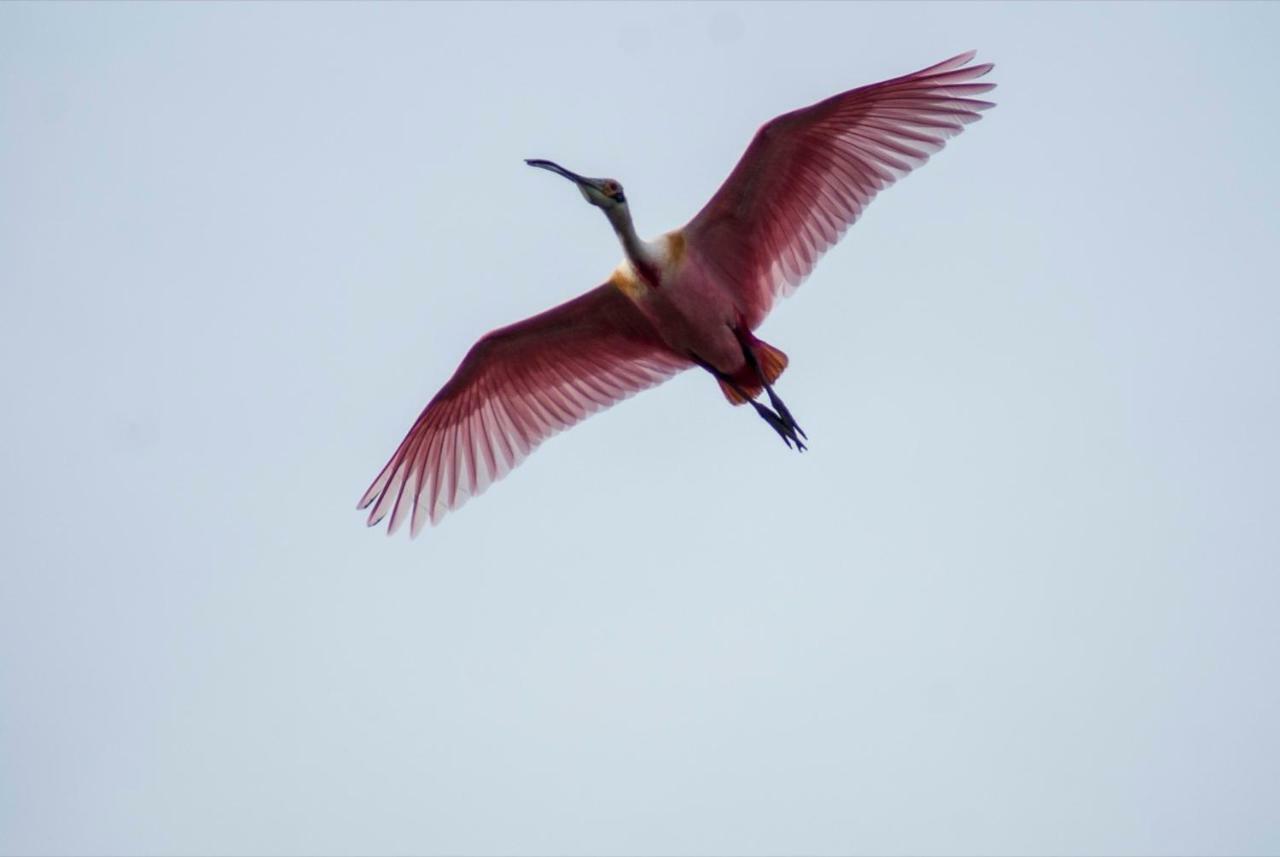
[689,354,806,452]
[734,330,807,441]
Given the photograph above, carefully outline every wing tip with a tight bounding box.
[922,49,977,75]
[919,51,995,80]
[357,479,382,510]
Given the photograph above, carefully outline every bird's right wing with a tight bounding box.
[685,51,995,327]
[359,282,689,536]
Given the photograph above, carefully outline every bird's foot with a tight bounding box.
[765,388,807,441]
[750,399,807,452]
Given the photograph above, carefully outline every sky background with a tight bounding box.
[2,2,1279,855]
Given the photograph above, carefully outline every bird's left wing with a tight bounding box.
[359,282,689,535]
[684,51,995,328]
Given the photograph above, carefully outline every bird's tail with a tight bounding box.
[718,338,789,405]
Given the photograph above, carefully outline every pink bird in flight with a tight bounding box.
[360,51,996,536]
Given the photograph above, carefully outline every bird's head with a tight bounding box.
[525,159,626,211]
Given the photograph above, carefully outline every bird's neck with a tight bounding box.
[606,204,661,287]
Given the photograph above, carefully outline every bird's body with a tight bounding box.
[611,233,742,376]
[360,52,996,535]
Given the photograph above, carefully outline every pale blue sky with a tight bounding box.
[2,2,1278,855]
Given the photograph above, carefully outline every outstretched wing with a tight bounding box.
[359,283,689,535]
[685,51,996,327]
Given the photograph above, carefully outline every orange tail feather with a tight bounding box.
[717,338,789,405]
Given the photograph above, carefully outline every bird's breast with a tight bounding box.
[610,234,743,372]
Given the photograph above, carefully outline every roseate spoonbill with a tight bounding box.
[359,51,995,535]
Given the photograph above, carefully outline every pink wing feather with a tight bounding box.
[359,283,689,536]
[686,51,996,327]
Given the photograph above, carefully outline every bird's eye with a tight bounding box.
[602,181,625,202]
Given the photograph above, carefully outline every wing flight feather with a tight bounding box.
[686,51,996,326]
[359,283,688,535]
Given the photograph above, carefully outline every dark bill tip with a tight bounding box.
[525,158,588,185]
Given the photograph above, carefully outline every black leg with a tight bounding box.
[734,332,807,441]
[749,397,806,451]
[689,353,806,452]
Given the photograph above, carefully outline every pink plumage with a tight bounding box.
[359,52,995,535]
[359,285,688,537]
[686,50,996,327]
